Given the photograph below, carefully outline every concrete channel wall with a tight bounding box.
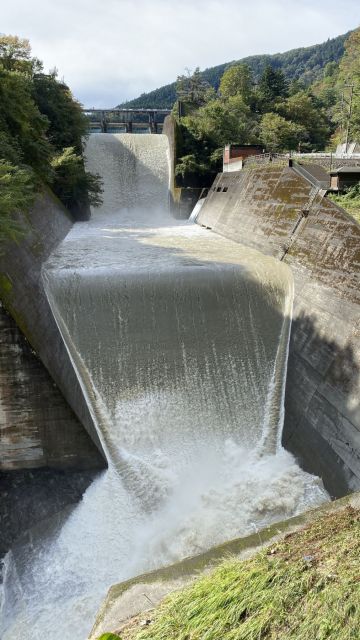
[0,189,105,470]
[0,302,102,471]
[197,165,360,498]
[163,115,210,218]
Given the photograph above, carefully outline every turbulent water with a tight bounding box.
[0,134,328,640]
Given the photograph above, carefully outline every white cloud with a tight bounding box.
[2,0,360,106]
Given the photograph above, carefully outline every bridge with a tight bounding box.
[82,108,171,134]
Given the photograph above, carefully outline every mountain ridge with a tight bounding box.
[117,31,350,109]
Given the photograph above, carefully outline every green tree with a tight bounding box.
[176,68,213,114]
[175,153,209,179]
[288,79,306,96]
[260,112,305,151]
[219,63,253,103]
[184,95,255,148]
[0,35,31,72]
[0,130,22,165]
[258,65,289,111]
[0,33,103,243]
[175,91,258,181]
[51,147,103,211]
[335,27,360,141]
[0,68,52,177]
[277,91,330,149]
[0,160,36,244]
[32,72,89,153]
[323,61,338,79]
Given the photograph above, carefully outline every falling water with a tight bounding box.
[0,135,328,640]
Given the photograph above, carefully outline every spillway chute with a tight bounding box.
[0,133,328,640]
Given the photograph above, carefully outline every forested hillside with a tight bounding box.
[168,27,360,185]
[117,32,349,109]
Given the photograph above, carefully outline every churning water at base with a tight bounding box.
[0,135,328,640]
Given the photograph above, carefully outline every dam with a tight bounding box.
[0,133,330,639]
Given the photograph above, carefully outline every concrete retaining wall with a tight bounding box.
[197,166,360,497]
[0,302,103,471]
[163,115,211,218]
[0,189,106,470]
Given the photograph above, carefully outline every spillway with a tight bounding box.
[0,134,328,640]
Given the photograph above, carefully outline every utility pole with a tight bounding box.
[343,84,355,154]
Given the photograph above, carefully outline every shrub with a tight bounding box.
[51,147,103,210]
[0,160,36,244]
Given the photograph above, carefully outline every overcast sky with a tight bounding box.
[2,0,360,107]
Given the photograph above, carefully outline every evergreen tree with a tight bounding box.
[176,68,213,114]
[258,65,289,111]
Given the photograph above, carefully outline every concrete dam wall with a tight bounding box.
[0,302,102,471]
[197,165,360,497]
[0,190,105,470]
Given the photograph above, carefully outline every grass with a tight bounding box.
[329,185,360,225]
[118,507,360,640]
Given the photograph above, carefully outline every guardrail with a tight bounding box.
[244,152,360,168]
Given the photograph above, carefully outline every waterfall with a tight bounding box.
[0,134,328,640]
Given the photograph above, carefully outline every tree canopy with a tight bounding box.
[172,28,360,180]
[258,65,289,110]
[336,29,360,141]
[219,64,253,103]
[0,34,102,246]
[0,35,32,72]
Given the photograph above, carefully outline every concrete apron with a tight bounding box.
[89,491,360,639]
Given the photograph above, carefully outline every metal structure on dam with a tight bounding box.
[82,108,171,133]
[0,122,359,639]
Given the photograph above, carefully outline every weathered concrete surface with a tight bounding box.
[0,189,106,468]
[0,302,104,471]
[197,166,360,497]
[89,491,360,639]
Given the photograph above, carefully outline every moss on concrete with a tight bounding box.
[0,273,13,296]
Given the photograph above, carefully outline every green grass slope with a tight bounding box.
[117,32,349,109]
[329,185,360,225]
[113,506,360,640]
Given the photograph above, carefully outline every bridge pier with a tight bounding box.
[149,112,158,134]
[150,121,158,134]
[101,111,107,133]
